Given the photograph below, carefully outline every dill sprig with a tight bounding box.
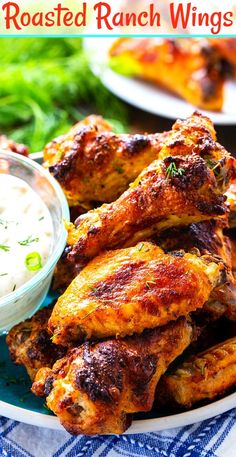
[0,245,10,252]
[166,162,185,179]
[18,235,39,246]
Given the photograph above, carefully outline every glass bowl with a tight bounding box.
[0,150,69,334]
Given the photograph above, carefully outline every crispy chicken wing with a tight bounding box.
[109,38,224,111]
[157,336,236,409]
[32,318,193,435]
[44,111,233,211]
[66,154,228,267]
[44,114,167,209]
[48,241,224,346]
[6,306,66,381]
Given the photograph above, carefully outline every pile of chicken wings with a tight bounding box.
[7,111,236,434]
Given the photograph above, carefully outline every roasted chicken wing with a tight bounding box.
[44,114,167,209]
[6,306,66,381]
[32,318,193,435]
[157,336,236,409]
[48,241,224,346]
[109,38,224,111]
[44,111,233,211]
[66,154,228,267]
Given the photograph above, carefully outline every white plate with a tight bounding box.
[84,38,236,125]
[1,393,236,434]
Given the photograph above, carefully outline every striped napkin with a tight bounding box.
[0,409,235,457]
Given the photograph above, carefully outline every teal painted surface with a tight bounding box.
[0,292,57,416]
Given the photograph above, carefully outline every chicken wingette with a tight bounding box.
[157,336,236,409]
[44,114,167,209]
[44,111,234,210]
[32,318,193,435]
[6,306,66,381]
[48,241,224,346]
[66,154,228,267]
[109,38,224,111]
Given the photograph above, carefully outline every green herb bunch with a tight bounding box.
[0,38,128,152]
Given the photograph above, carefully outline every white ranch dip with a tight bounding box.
[0,174,53,298]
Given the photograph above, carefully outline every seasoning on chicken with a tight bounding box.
[32,318,193,435]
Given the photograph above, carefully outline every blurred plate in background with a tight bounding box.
[84,38,236,125]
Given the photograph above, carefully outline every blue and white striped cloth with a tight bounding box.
[0,410,235,457]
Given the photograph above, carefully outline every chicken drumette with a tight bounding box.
[32,318,193,435]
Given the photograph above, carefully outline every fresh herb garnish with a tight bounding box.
[0,38,128,152]
[146,280,156,289]
[137,243,145,252]
[0,273,8,277]
[25,252,42,271]
[113,165,124,174]
[18,235,39,246]
[89,286,97,292]
[38,216,44,221]
[12,284,16,292]
[166,162,185,179]
[0,245,10,252]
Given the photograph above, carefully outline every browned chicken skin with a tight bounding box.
[44,114,166,209]
[109,38,225,111]
[48,241,224,346]
[6,306,66,381]
[66,153,228,267]
[32,318,193,435]
[157,220,236,319]
[157,336,236,409]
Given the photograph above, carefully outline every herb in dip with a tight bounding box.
[0,175,53,297]
[18,235,39,246]
[25,252,42,271]
[0,245,10,252]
